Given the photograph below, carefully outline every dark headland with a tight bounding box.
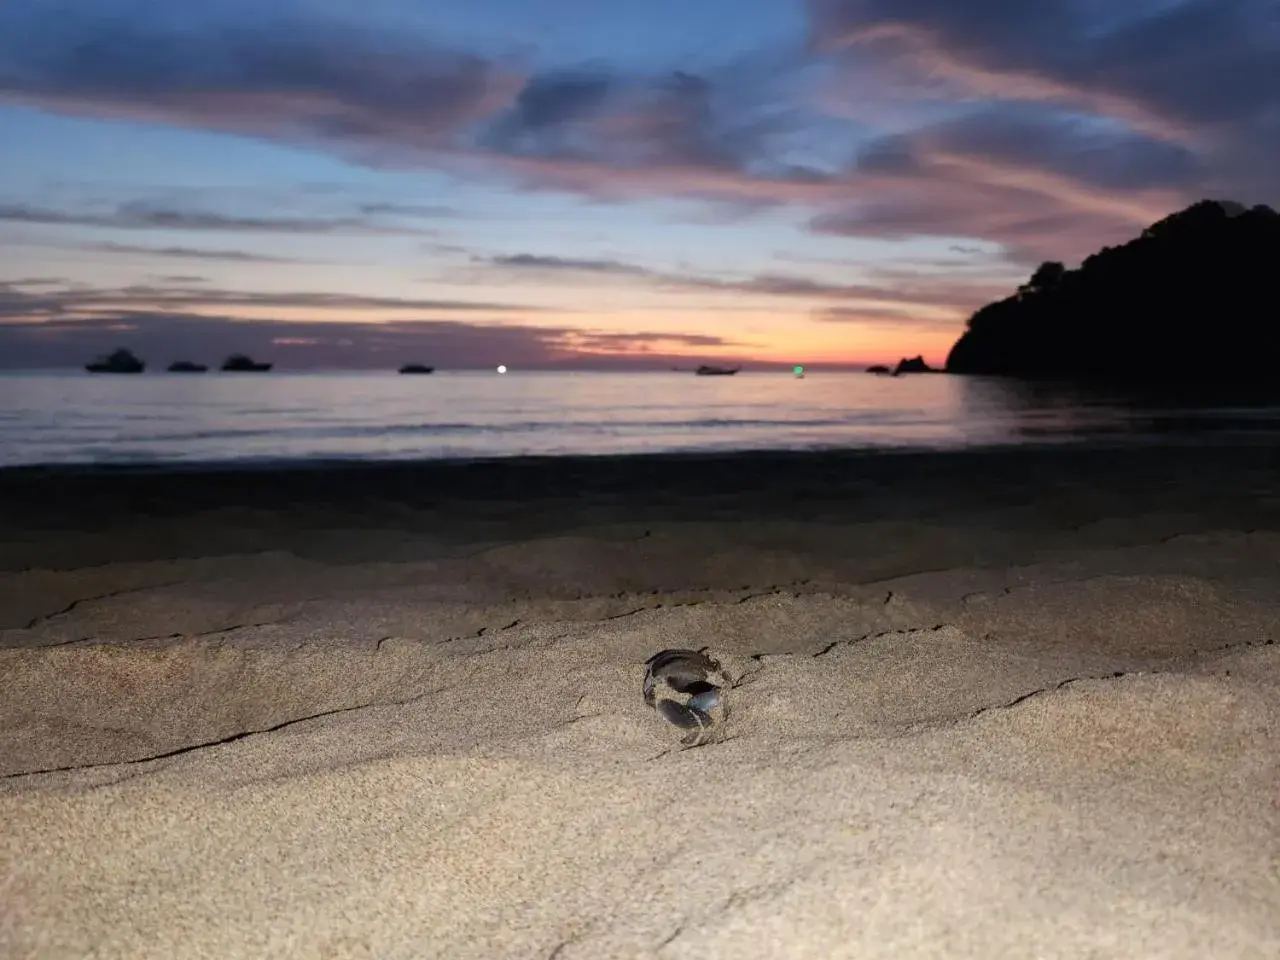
[945,199,1280,381]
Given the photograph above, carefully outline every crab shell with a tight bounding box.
[642,648,725,707]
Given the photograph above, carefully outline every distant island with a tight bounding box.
[168,361,208,373]
[398,364,435,375]
[945,200,1280,380]
[865,356,939,376]
[891,356,936,376]
[221,353,273,373]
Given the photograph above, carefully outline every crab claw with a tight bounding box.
[655,698,713,730]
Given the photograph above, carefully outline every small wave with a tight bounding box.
[255,415,920,439]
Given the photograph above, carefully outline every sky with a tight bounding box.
[0,0,1276,369]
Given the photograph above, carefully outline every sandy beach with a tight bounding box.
[2,443,1278,959]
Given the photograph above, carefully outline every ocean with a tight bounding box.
[1,370,1277,468]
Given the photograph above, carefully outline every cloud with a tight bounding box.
[476,66,802,178]
[483,253,653,276]
[481,251,1012,312]
[0,202,422,234]
[154,274,208,284]
[0,276,64,287]
[458,57,847,205]
[865,104,1204,192]
[456,0,1273,251]
[0,2,517,151]
[786,94,1201,261]
[81,242,309,263]
[482,70,616,149]
[813,0,1280,198]
[796,0,1280,260]
[0,279,546,321]
[357,202,458,218]
[0,3,837,207]
[813,0,1260,117]
[811,304,963,327]
[808,148,1186,262]
[810,193,1148,264]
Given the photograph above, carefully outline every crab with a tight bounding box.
[642,648,730,746]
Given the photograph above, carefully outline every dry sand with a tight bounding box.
[2,445,1278,958]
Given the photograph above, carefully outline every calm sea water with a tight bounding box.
[1,370,1277,468]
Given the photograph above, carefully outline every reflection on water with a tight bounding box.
[1,370,1278,467]
[958,377,1280,442]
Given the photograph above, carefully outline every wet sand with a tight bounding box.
[2,443,1278,958]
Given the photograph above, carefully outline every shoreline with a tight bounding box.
[3,438,1276,532]
[3,434,1275,487]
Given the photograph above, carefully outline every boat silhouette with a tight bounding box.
[167,360,208,373]
[694,364,740,376]
[221,353,273,372]
[86,348,145,373]
[398,363,435,374]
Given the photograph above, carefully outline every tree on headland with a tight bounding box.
[1018,261,1065,297]
[945,200,1280,381]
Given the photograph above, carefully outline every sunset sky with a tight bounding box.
[1,0,1276,369]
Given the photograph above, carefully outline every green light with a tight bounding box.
[793,365,804,374]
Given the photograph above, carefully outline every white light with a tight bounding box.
[496,364,508,374]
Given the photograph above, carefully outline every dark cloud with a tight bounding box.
[810,193,1151,264]
[0,202,421,235]
[811,304,963,327]
[482,254,654,276]
[815,0,1280,200]
[474,64,805,190]
[0,276,64,287]
[1078,0,1278,126]
[0,278,65,318]
[357,202,458,218]
[560,329,727,348]
[475,56,846,207]
[0,5,832,206]
[81,242,308,263]
[801,0,1280,260]
[705,271,1011,311]
[814,0,1278,116]
[486,71,615,143]
[0,3,511,149]
[0,279,546,319]
[864,103,1204,191]
[814,0,1078,67]
[808,99,1204,260]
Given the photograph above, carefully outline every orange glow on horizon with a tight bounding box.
[25,295,963,368]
